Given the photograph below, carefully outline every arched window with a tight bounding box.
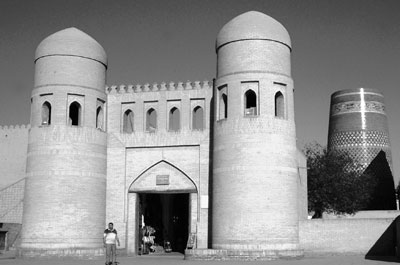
[220,93,228,119]
[169,107,180,131]
[275,92,285,118]
[146,108,157,132]
[41,101,51,125]
[123,109,134,133]
[69,101,81,126]
[244,90,257,116]
[192,106,204,130]
[96,106,104,130]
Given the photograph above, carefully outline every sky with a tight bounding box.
[1,0,400,183]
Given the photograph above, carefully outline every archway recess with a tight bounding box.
[126,160,198,255]
[129,160,197,193]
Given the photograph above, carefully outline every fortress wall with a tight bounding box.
[106,81,213,135]
[106,129,211,253]
[105,81,213,253]
[0,179,24,224]
[300,217,399,255]
[0,125,30,189]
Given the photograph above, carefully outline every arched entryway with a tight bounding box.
[126,161,198,256]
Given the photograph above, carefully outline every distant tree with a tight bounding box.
[304,142,376,218]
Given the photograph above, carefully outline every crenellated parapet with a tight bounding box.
[106,80,212,94]
[0,124,31,136]
[0,124,31,130]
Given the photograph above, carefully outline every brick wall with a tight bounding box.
[300,216,399,255]
[106,83,212,254]
[0,126,29,189]
[0,179,24,223]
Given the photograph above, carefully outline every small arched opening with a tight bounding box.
[244,90,257,116]
[146,108,157,132]
[123,109,134,133]
[220,93,228,119]
[275,92,285,118]
[41,101,51,125]
[169,107,180,131]
[96,106,104,130]
[69,101,81,126]
[192,106,204,130]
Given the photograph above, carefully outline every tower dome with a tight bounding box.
[216,11,291,51]
[35,27,107,66]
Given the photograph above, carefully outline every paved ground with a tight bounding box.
[0,252,398,265]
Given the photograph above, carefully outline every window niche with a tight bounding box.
[244,90,257,116]
[241,81,259,117]
[96,99,105,131]
[96,106,104,130]
[169,107,180,132]
[275,91,285,118]
[41,101,52,126]
[146,108,157,132]
[69,101,82,126]
[67,94,84,126]
[123,109,134,133]
[218,85,228,120]
[192,106,204,130]
[39,93,53,126]
[273,82,287,119]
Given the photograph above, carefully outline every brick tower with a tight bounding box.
[19,28,108,257]
[211,11,302,259]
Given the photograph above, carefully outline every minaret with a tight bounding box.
[328,88,396,210]
[212,11,302,258]
[328,88,392,169]
[19,28,108,257]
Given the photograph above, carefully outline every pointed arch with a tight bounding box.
[96,106,104,130]
[275,91,285,118]
[244,90,257,115]
[192,106,204,130]
[41,101,51,125]
[129,160,198,193]
[123,109,134,133]
[220,93,228,119]
[146,108,157,132]
[69,101,81,126]
[169,107,180,131]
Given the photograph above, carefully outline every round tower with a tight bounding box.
[328,88,392,168]
[19,28,108,257]
[212,11,301,258]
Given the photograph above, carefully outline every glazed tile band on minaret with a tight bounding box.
[327,88,392,169]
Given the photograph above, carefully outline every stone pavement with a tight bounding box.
[0,252,398,265]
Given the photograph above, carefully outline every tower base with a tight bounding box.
[17,247,105,259]
[185,248,304,261]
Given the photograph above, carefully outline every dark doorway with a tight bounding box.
[139,193,189,254]
[0,231,6,250]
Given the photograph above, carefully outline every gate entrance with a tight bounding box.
[139,193,189,253]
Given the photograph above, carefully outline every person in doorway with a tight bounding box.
[104,222,120,265]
